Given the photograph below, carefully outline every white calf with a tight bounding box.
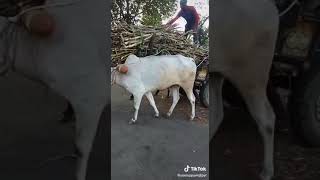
[111,54,197,124]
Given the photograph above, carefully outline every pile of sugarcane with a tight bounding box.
[111,22,208,65]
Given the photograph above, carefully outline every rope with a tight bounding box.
[7,0,82,22]
[279,0,300,17]
[196,57,208,68]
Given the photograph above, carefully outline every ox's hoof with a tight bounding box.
[189,116,195,121]
[166,112,171,118]
[154,114,159,118]
[129,119,136,125]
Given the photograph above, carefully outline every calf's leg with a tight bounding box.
[145,91,159,118]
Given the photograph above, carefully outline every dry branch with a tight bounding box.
[111,22,208,65]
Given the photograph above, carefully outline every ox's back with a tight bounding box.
[123,55,196,91]
[211,0,279,88]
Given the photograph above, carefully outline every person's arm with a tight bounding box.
[166,10,182,26]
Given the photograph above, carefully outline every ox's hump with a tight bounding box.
[125,54,140,64]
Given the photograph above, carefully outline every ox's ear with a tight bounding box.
[115,65,120,71]
[111,66,117,72]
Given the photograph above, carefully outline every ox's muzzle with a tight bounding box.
[21,9,55,37]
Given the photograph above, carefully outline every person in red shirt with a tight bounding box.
[166,0,200,44]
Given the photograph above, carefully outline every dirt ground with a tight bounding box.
[111,86,209,180]
[0,73,108,180]
[142,91,320,180]
[2,72,319,180]
[213,107,320,180]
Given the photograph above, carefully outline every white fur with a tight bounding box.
[0,1,108,180]
[111,54,196,123]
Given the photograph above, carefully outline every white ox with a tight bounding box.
[211,0,279,180]
[111,54,196,124]
[0,0,108,180]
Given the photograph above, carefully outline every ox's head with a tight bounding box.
[111,64,129,85]
[0,0,54,37]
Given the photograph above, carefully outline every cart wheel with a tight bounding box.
[200,81,209,108]
[291,69,320,147]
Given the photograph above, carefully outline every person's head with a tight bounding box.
[180,0,187,8]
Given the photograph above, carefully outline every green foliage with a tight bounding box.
[112,0,177,25]
[198,16,209,48]
[141,14,162,26]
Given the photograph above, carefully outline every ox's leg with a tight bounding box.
[241,89,275,180]
[210,74,224,139]
[129,92,143,124]
[145,92,159,118]
[181,85,196,120]
[73,106,100,180]
[166,86,180,118]
[154,90,160,96]
[60,102,75,123]
[66,75,107,180]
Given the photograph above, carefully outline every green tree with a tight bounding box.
[112,0,177,25]
[198,16,209,48]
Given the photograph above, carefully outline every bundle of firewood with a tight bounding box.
[111,22,208,65]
